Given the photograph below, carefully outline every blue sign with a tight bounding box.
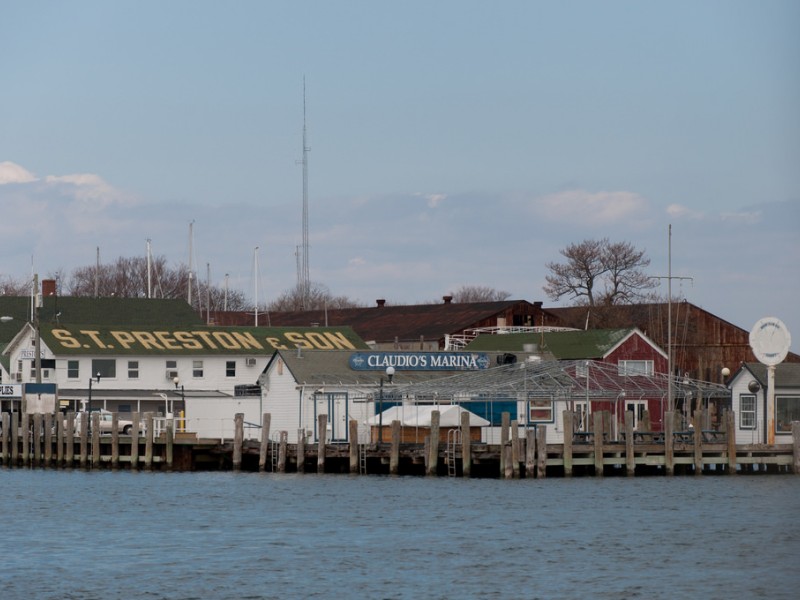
[349,352,491,371]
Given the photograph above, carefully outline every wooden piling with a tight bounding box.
[525,428,535,477]
[792,421,800,475]
[511,420,520,479]
[390,420,401,475]
[297,428,305,473]
[56,413,64,467]
[165,420,174,471]
[727,410,737,474]
[91,412,101,468]
[233,413,244,471]
[65,412,74,467]
[664,411,675,476]
[593,412,604,476]
[499,412,510,475]
[277,431,287,472]
[317,414,327,474]
[536,425,547,479]
[258,413,271,472]
[1,412,9,464]
[33,413,43,466]
[693,411,703,475]
[10,412,19,465]
[348,419,359,474]
[21,413,30,466]
[503,443,513,479]
[562,410,573,477]
[461,410,472,479]
[144,413,154,470]
[625,410,635,476]
[79,413,88,468]
[44,413,53,464]
[130,411,140,470]
[111,413,119,469]
[426,410,440,476]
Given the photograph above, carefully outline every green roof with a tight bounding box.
[38,324,368,356]
[465,329,635,359]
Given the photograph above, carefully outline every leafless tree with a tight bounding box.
[450,285,512,303]
[0,275,33,296]
[544,238,656,306]
[268,282,364,312]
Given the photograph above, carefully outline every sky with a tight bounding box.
[1,1,798,351]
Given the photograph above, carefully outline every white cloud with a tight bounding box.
[720,210,762,225]
[666,203,705,219]
[534,190,648,225]
[0,161,36,184]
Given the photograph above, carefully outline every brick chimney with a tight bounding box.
[443,295,453,304]
[42,279,57,297]
[376,299,386,307]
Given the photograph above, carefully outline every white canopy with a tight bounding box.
[366,404,490,428]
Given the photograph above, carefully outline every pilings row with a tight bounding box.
[0,411,173,470]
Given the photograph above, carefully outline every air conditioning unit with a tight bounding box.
[245,358,257,367]
[166,370,179,380]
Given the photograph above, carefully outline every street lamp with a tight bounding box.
[87,372,101,430]
[173,376,185,428]
[377,366,395,443]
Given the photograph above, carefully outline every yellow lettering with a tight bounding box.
[285,332,313,349]
[110,331,137,350]
[324,331,356,350]
[80,330,106,349]
[174,331,203,350]
[154,331,182,350]
[212,331,239,350]
[265,336,287,350]
[191,331,218,349]
[305,332,334,350]
[52,328,80,349]
[132,331,163,350]
[232,331,264,350]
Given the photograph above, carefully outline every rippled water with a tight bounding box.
[1,469,798,599]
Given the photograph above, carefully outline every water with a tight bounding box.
[1,470,798,600]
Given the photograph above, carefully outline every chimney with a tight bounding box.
[443,295,453,304]
[42,279,57,297]
[376,299,386,307]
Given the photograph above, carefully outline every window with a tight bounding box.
[529,398,554,423]
[618,360,654,377]
[67,360,79,379]
[166,360,177,370]
[776,396,800,434]
[91,359,116,379]
[739,394,756,430]
[193,360,204,378]
[226,361,236,377]
[128,360,139,379]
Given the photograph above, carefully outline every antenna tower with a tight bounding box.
[300,78,311,309]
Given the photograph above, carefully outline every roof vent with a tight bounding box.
[443,295,453,304]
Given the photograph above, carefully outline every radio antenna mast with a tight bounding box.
[300,78,311,309]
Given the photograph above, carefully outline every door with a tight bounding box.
[314,392,349,442]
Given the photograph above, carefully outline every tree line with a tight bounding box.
[0,238,658,312]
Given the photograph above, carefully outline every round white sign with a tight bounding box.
[749,317,791,366]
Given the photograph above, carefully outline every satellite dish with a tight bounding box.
[749,317,791,366]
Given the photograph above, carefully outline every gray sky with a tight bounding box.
[1,1,798,349]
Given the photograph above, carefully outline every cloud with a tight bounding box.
[666,203,705,220]
[719,210,762,225]
[533,190,648,225]
[0,161,37,184]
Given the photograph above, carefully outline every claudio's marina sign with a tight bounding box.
[349,352,491,371]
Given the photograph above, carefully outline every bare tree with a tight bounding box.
[544,238,656,306]
[268,282,364,312]
[450,285,511,303]
[0,275,33,296]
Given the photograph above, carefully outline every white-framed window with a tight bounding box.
[618,360,654,377]
[739,394,756,429]
[92,358,116,379]
[128,360,139,379]
[625,400,648,429]
[226,361,236,377]
[193,360,204,378]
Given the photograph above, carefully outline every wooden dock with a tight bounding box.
[1,410,799,477]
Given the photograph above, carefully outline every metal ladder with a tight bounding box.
[359,430,368,474]
[446,428,462,477]
[269,430,282,472]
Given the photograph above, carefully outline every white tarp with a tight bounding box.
[366,404,490,428]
